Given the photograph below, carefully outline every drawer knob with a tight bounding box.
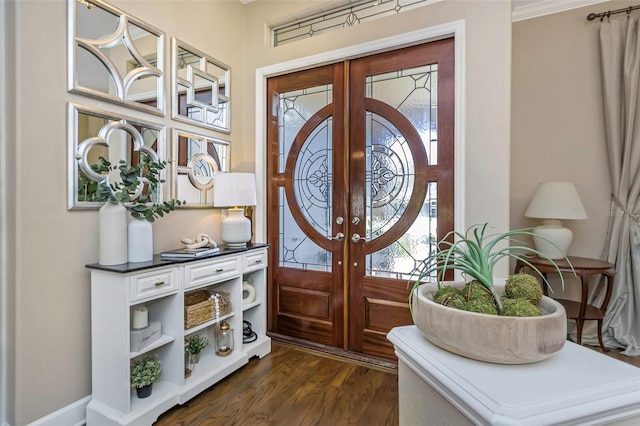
[255,259,262,263]
[154,281,165,287]
[216,268,224,272]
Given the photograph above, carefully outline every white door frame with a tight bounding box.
[253,20,467,248]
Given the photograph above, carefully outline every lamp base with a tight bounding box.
[532,219,572,259]
[221,208,251,248]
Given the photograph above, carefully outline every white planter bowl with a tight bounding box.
[411,282,567,364]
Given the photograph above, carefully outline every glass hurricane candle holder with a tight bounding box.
[215,321,234,357]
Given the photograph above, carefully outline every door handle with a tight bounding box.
[351,233,366,243]
[329,232,345,241]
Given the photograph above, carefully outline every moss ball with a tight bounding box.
[500,298,542,317]
[434,286,465,309]
[463,298,498,315]
[461,280,494,302]
[505,273,543,304]
[434,286,462,302]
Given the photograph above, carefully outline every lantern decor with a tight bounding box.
[215,321,234,357]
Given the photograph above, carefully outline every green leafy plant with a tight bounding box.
[186,334,209,355]
[130,354,162,389]
[411,223,571,314]
[95,156,184,222]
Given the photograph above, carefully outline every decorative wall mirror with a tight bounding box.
[67,0,165,116]
[172,38,231,133]
[68,103,166,210]
[172,129,229,207]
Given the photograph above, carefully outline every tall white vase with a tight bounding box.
[128,217,153,263]
[99,202,128,265]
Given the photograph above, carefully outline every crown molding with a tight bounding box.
[512,0,610,22]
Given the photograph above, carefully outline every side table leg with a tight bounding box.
[576,319,584,345]
[597,319,610,352]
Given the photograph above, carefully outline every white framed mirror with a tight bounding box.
[67,0,165,115]
[172,38,231,133]
[68,103,167,210]
[171,129,229,207]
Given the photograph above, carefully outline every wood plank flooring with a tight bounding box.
[154,340,639,425]
[154,342,399,425]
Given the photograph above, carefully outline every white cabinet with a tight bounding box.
[86,245,270,426]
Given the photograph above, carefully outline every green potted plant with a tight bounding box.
[186,334,209,363]
[95,155,184,263]
[410,223,572,364]
[95,156,184,222]
[130,354,162,399]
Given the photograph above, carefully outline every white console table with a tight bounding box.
[388,325,640,426]
[86,244,270,426]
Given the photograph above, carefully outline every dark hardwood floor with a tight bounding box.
[154,342,399,425]
[154,339,639,425]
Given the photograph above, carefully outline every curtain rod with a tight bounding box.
[587,4,640,21]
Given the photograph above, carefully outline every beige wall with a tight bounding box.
[511,1,620,297]
[8,0,245,424]
[5,0,514,423]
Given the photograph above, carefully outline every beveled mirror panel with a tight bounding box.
[68,103,166,210]
[172,38,230,133]
[68,0,165,115]
[171,129,229,207]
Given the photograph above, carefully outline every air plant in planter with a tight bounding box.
[95,156,184,263]
[410,223,573,364]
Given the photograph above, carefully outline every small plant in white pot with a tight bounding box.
[130,354,162,399]
[410,223,572,364]
[186,334,209,363]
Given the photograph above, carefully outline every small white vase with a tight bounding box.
[128,217,153,263]
[99,202,128,265]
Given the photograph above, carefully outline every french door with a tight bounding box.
[266,39,454,360]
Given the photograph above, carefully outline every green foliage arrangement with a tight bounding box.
[94,156,184,222]
[186,334,209,355]
[130,354,162,389]
[411,223,570,315]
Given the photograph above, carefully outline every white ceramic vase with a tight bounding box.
[128,217,153,263]
[99,202,128,265]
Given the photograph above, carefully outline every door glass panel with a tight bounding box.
[365,112,414,239]
[293,117,333,237]
[366,64,438,165]
[366,182,438,279]
[279,187,332,271]
[278,85,333,173]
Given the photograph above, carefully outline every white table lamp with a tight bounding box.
[525,182,588,259]
[213,172,257,248]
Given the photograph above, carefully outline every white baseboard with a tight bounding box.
[26,396,90,426]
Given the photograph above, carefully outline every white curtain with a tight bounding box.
[594,16,640,356]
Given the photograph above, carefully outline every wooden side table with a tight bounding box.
[514,256,615,352]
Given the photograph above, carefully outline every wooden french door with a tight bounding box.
[266,39,454,361]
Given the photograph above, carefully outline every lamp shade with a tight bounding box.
[213,172,257,208]
[525,182,588,220]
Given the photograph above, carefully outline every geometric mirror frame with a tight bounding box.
[171,129,229,208]
[67,0,165,116]
[172,38,231,133]
[68,103,166,210]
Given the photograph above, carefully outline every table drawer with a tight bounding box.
[244,250,267,272]
[129,268,178,303]
[185,256,240,289]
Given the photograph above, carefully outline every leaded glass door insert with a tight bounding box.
[267,40,454,361]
